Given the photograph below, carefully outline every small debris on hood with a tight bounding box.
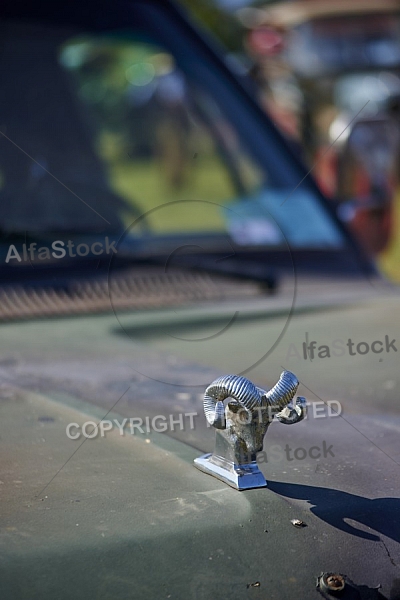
[290,519,306,528]
[247,582,261,589]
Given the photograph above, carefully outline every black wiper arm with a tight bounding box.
[153,253,278,292]
[194,257,278,292]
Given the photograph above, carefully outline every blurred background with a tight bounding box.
[180,0,400,279]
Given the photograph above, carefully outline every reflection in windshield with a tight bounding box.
[226,188,342,248]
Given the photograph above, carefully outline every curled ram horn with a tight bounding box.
[203,374,262,429]
[275,396,307,424]
[262,370,299,412]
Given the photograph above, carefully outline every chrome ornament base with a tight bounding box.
[194,372,307,491]
[194,453,267,490]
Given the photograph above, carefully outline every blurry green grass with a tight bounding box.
[108,158,235,233]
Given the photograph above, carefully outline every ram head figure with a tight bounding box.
[203,371,307,463]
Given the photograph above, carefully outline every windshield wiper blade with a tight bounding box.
[145,253,279,292]
[194,257,278,292]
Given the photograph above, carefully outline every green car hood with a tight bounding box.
[1,279,400,599]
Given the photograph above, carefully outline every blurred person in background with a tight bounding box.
[234,0,400,271]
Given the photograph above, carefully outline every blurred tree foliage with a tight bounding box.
[178,0,245,52]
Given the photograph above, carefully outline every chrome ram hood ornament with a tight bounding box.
[194,371,306,490]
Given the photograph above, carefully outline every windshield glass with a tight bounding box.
[0,18,344,252]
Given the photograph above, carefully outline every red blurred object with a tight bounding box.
[247,27,285,57]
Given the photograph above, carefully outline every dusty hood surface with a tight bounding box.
[1,279,400,598]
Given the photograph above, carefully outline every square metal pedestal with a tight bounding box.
[194,453,267,491]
